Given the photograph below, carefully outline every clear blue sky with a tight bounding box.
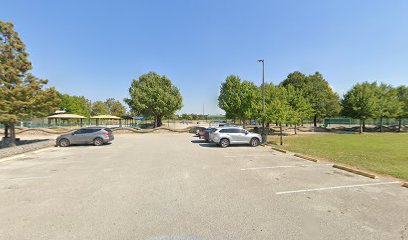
[2,0,408,114]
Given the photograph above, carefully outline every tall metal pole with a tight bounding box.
[262,60,265,113]
[258,59,266,143]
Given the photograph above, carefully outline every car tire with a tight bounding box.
[250,138,260,147]
[59,138,70,147]
[93,137,104,146]
[220,138,230,148]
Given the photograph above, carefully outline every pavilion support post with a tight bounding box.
[80,119,83,127]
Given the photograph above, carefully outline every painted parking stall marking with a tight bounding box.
[240,163,332,171]
[275,181,401,195]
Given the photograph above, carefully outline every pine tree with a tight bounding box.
[0,21,60,146]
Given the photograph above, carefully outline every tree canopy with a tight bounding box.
[125,72,183,127]
[218,75,261,127]
[58,93,92,117]
[91,101,109,116]
[105,98,127,116]
[341,82,380,133]
[281,71,340,126]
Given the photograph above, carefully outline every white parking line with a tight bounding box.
[276,181,401,195]
[0,176,51,181]
[225,154,273,158]
[240,163,332,171]
[32,147,54,153]
[0,154,27,163]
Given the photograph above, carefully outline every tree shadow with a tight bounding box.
[0,139,51,149]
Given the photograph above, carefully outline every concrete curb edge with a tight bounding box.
[294,153,319,162]
[271,147,287,153]
[333,164,377,179]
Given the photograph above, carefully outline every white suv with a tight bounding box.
[210,127,262,148]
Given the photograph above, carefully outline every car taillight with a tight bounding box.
[104,132,111,136]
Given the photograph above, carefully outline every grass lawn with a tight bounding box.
[268,133,408,180]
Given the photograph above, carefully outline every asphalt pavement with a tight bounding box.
[0,134,407,240]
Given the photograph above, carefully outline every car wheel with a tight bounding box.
[220,138,230,148]
[59,138,70,147]
[250,138,260,147]
[93,137,104,146]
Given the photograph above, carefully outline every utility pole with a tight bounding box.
[257,59,266,144]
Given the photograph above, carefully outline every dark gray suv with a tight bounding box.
[56,127,114,147]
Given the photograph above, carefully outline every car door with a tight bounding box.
[228,128,242,143]
[70,129,86,144]
[238,129,250,143]
[71,129,92,144]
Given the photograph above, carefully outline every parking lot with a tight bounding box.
[0,133,407,240]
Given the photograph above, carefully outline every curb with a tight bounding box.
[403,182,408,188]
[271,147,287,153]
[0,146,54,164]
[294,153,319,162]
[333,164,377,179]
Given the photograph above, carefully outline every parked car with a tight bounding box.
[56,127,114,147]
[210,127,262,148]
[201,127,218,142]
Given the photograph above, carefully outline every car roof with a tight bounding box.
[215,126,242,130]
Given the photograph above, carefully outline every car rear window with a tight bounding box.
[104,128,112,132]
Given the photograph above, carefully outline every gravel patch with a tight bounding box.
[0,139,55,159]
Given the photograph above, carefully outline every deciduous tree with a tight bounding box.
[284,85,313,134]
[218,75,242,122]
[125,72,183,127]
[281,71,340,126]
[396,85,408,132]
[58,93,92,117]
[218,75,261,127]
[91,101,109,116]
[264,86,292,145]
[375,83,402,132]
[341,82,379,133]
[105,98,126,116]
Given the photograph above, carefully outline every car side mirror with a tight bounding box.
[245,131,249,135]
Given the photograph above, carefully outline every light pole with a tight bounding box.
[257,59,266,143]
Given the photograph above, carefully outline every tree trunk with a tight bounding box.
[380,117,383,132]
[10,124,16,147]
[4,124,9,138]
[157,115,162,127]
[313,115,317,127]
[154,116,157,128]
[294,124,297,135]
[398,118,402,132]
[362,119,366,133]
[279,123,283,145]
[242,118,246,129]
[266,122,270,137]
[359,120,363,134]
